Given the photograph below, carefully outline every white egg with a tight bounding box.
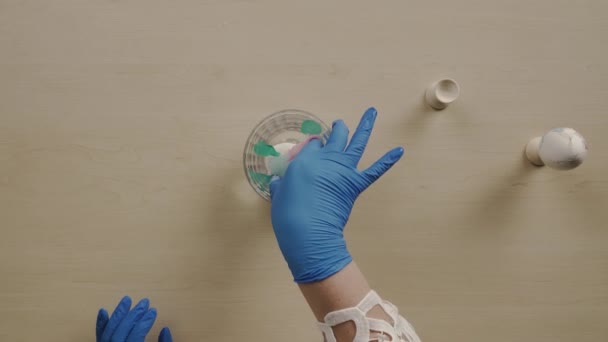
[538,128,588,170]
[264,142,295,177]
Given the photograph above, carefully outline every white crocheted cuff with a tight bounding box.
[317,290,421,342]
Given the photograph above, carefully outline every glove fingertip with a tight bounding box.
[362,147,405,187]
[120,295,133,308]
[97,308,109,320]
[380,146,404,165]
[125,309,158,342]
[159,327,173,342]
[135,298,151,311]
[391,146,405,161]
[96,308,110,338]
[145,308,158,323]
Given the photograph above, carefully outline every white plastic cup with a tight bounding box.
[425,79,460,110]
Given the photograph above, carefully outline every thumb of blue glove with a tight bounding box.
[270,107,404,283]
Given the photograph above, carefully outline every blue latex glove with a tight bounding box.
[270,107,404,283]
[96,296,173,342]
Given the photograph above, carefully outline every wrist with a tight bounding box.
[298,261,370,320]
[299,262,401,342]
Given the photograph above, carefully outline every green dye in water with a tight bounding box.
[253,140,280,157]
[249,171,272,187]
[301,120,322,135]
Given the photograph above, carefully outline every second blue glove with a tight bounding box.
[96,296,173,342]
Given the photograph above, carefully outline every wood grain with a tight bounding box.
[1,1,607,341]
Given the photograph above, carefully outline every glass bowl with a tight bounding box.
[243,109,330,201]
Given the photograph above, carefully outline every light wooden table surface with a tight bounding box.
[1,1,607,341]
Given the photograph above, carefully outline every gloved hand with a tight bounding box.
[96,296,173,342]
[270,107,404,283]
